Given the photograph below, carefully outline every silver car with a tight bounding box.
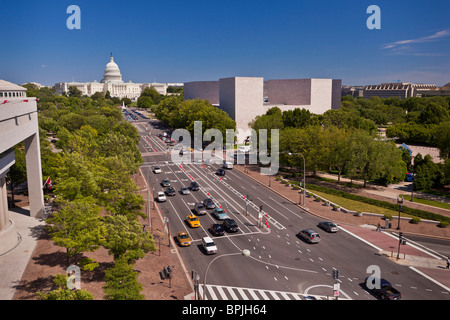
[193,202,207,215]
[298,229,321,244]
[180,186,190,195]
[318,221,338,233]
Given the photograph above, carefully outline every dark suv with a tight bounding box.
[190,181,200,191]
[223,218,239,232]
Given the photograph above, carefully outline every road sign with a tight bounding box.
[333,290,339,297]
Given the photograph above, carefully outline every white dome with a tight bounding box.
[101,54,123,83]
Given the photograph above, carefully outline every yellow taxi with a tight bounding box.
[186,214,201,228]
[176,231,192,247]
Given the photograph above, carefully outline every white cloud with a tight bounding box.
[383,29,450,49]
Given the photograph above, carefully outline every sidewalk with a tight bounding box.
[235,164,450,292]
[8,169,194,300]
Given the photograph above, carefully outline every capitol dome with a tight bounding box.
[101,53,123,83]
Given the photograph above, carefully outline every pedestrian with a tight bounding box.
[376,223,381,232]
[446,257,450,269]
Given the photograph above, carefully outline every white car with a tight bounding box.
[202,236,217,255]
[153,166,162,174]
[157,191,166,202]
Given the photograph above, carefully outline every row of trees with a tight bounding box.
[22,84,155,299]
[251,105,449,190]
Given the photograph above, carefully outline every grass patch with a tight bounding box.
[311,189,405,217]
[411,197,450,210]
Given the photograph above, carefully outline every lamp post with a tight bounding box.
[288,152,306,207]
[396,195,404,230]
[202,249,250,300]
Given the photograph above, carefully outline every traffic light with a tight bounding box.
[332,269,340,280]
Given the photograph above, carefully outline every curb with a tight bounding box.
[234,165,450,241]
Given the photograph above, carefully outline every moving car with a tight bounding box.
[161,178,171,187]
[153,166,162,174]
[176,231,192,247]
[202,236,217,254]
[180,186,190,195]
[186,214,201,228]
[190,181,200,191]
[212,208,229,220]
[193,202,207,215]
[223,161,233,169]
[318,221,339,233]
[365,278,402,300]
[166,186,176,196]
[216,168,226,176]
[223,218,239,232]
[298,229,321,243]
[210,224,224,236]
[157,191,166,202]
[203,198,216,209]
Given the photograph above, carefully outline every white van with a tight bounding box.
[202,236,217,254]
[223,161,233,169]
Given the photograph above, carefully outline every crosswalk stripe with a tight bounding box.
[225,287,239,300]
[279,292,291,300]
[236,288,250,300]
[268,291,281,300]
[216,286,229,300]
[247,289,260,300]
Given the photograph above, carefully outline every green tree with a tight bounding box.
[101,214,156,264]
[37,274,93,300]
[103,258,144,300]
[46,199,103,266]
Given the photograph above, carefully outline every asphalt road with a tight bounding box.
[128,109,450,301]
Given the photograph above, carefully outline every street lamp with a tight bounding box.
[202,249,250,300]
[396,195,404,230]
[288,152,306,207]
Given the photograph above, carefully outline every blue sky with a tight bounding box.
[1,0,449,86]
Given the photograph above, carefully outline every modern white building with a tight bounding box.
[0,80,44,254]
[184,77,341,142]
[363,82,440,99]
[55,54,182,100]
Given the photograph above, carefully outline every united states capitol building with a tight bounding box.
[54,54,182,100]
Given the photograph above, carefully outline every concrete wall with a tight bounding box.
[264,79,311,105]
[219,77,264,142]
[184,81,219,105]
[0,99,44,219]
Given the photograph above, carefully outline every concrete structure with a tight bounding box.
[55,53,183,100]
[184,77,342,142]
[0,80,44,255]
[363,82,441,99]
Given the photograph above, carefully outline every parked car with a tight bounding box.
[202,236,217,254]
[203,198,216,209]
[153,166,162,174]
[194,202,207,215]
[166,187,176,196]
[223,218,239,232]
[176,231,192,247]
[210,224,224,236]
[161,178,171,187]
[157,191,166,202]
[186,214,201,228]
[190,181,200,191]
[216,168,226,176]
[180,186,190,195]
[298,229,321,243]
[212,208,229,220]
[365,278,402,300]
[318,221,339,233]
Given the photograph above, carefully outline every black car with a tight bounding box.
[190,181,200,191]
[203,198,216,209]
[364,278,401,300]
[210,224,224,236]
[216,168,226,176]
[166,187,176,196]
[223,218,239,232]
